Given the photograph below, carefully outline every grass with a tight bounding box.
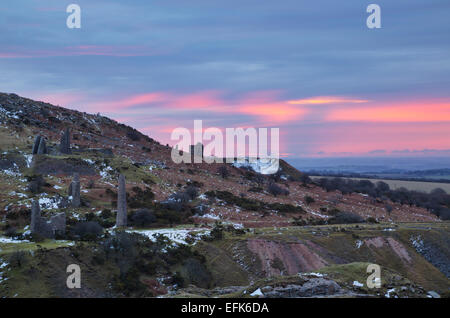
[0,239,75,255]
[0,242,119,298]
[1,212,449,297]
[193,222,450,294]
[0,126,31,150]
[194,240,250,287]
[311,176,450,193]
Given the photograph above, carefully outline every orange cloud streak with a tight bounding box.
[288,96,369,105]
[120,93,167,107]
[239,103,307,123]
[88,90,310,123]
[312,122,450,154]
[326,101,450,122]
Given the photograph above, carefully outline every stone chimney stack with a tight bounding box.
[190,142,204,163]
[31,200,41,234]
[32,136,42,155]
[116,174,127,227]
[36,137,47,155]
[71,173,81,208]
[59,128,72,154]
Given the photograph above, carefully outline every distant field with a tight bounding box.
[311,176,450,193]
[375,174,450,181]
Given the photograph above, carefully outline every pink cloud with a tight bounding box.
[120,93,168,107]
[170,91,226,110]
[89,90,309,124]
[303,121,450,155]
[325,99,450,122]
[27,89,450,157]
[288,96,369,105]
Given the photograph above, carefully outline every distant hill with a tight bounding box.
[1,92,448,298]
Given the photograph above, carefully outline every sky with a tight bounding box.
[1,0,450,159]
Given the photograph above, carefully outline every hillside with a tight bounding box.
[0,92,448,298]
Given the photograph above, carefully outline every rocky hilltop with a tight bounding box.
[0,92,448,298]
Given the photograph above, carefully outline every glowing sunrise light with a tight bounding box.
[287,96,369,105]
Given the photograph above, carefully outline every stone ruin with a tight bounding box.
[32,136,41,154]
[70,173,81,208]
[32,135,48,155]
[30,200,66,239]
[31,127,71,157]
[190,142,204,163]
[59,127,72,154]
[116,174,127,227]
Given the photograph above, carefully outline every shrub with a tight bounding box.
[179,258,212,289]
[172,271,185,288]
[248,186,263,193]
[85,212,96,222]
[131,209,156,227]
[102,232,141,286]
[4,226,18,238]
[105,188,117,197]
[304,196,315,205]
[385,204,393,215]
[9,250,27,268]
[72,221,104,241]
[87,179,95,189]
[328,211,364,224]
[299,174,312,185]
[128,187,155,209]
[366,217,378,223]
[184,186,198,200]
[438,208,450,220]
[267,183,289,197]
[376,181,390,194]
[171,191,191,204]
[267,202,304,214]
[186,180,203,188]
[27,175,46,194]
[192,204,208,216]
[254,174,265,186]
[126,128,141,141]
[327,208,340,216]
[218,166,230,179]
[101,209,113,219]
[205,222,224,241]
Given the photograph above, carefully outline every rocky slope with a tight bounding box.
[0,92,448,298]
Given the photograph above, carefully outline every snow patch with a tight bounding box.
[353,281,364,288]
[1,162,21,177]
[232,158,279,175]
[83,159,95,165]
[24,154,33,168]
[0,237,30,244]
[410,235,424,253]
[385,288,396,298]
[8,191,28,198]
[127,228,210,246]
[306,272,324,277]
[198,213,221,220]
[250,288,264,297]
[38,194,61,210]
[100,165,114,179]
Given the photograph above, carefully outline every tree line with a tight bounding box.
[315,177,450,220]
